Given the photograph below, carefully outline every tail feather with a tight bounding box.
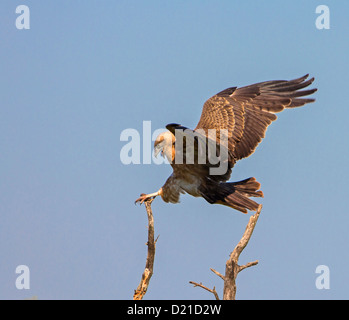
[200,177,263,214]
[231,177,263,195]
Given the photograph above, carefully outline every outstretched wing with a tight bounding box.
[195,74,317,164]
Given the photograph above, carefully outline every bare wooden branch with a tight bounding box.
[189,281,220,300]
[238,260,259,273]
[223,204,262,300]
[189,205,262,300]
[133,199,156,300]
[210,268,225,281]
[134,198,261,300]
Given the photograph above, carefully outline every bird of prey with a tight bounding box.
[135,75,317,213]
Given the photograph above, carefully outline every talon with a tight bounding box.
[135,191,160,205]
[135,194,148,205]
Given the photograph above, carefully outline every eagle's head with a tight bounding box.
[154,131,175,162]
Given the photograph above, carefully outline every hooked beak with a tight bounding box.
[154,145,162,158]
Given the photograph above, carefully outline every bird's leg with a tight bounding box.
[135,188,163,205]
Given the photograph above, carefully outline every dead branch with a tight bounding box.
[238,260,259,273]
[223,204,262,300]
[190,204,262,300]
[210,268,225,281]
[133,199,156,300]
[189,281,220,300]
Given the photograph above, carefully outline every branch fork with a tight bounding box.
[190,204,262,300]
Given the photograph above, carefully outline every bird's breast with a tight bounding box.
[178,175,201,197]
[171,164,205,197]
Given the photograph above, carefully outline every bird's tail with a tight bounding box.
[201,177,263,214]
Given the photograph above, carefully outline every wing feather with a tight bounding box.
[195,74,317,163]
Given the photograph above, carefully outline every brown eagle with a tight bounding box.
[135,75,317,213]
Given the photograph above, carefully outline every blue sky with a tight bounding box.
[1,1,349,299]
